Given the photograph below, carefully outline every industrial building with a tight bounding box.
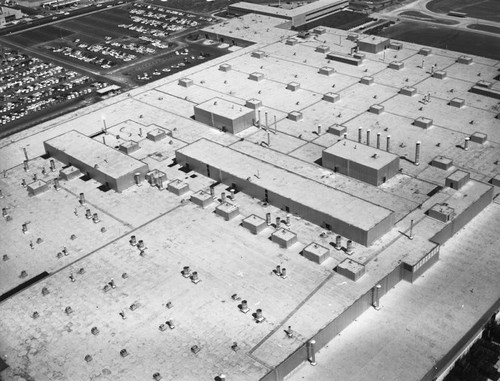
[43,130,149,192]
[0,6,22,25]
[229,0,349,27]
[0,5,499,381]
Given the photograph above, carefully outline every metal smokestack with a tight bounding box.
[415,141,421,166]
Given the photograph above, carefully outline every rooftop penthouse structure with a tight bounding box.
[322,139,400,186]
[176,139,395,246]
[44,130,149,192]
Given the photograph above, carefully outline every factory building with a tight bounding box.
[0,7,22,25]
[176,139,395,246]
[322,139,400,186]
[229,0,348,27]
[43,130,149,192]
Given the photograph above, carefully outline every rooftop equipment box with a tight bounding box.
[431,156,453,171]
[449,98,464,108]
[413,117,433,129]
[271,228,297,248]
[323,92,340,103]
[216,202,239,221]
[428,203,454,222]
[319,66,335,76]
[328,124,346,136]
[167,179,189,195]
[335,259,365,281]
[119,141,140,155]
[432,70,446,79]
[470,132,487,144]
[400,86,416,96]
[27,180,49,196]
[191,191,214,208]
[59,165,81,181]
[445,170,470,191]
[242,214,267,235]
[147,129,167,142]
[303,243,329,264]
[315,45,330,53]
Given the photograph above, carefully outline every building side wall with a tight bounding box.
[194,107,253,134]
[323,151,398,186]
[366,211,394,246]
[377,159,400,185]
[115,166,149,192]
[44,141,148,192]
[260,264,404,381]
[430,186,493,244]
[411,252,439,283]
[232,112,254,134]
[194,107,217,129]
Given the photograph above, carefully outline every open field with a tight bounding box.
[426,0,500,23]
[468,23,500,35]
[377,21,500,61]
[399,10,459,25]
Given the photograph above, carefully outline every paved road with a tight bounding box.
[373,0,500,39]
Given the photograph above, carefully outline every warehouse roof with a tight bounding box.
[177,139,394,231]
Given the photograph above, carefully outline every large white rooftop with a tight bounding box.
[44,130,146,179]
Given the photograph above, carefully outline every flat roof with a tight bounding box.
[323,139,399,170]
[289,202,500,381]
[177,139,393,231]
[195,97,253,120]
[44,130,146,179]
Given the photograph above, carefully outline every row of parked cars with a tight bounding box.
[119,3,215,37]
[0,47,104,127]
